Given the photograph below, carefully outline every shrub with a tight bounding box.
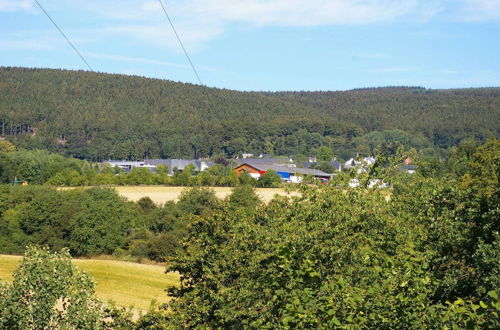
[259,170,281,188]
[0,246,105,329]
[228,185,261,211]
[69,188,135,256]
[177,187,219,216]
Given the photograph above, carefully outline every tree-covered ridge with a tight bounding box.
[265,87,500,147]
[1,67,499,160]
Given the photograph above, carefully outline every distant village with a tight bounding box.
[104,153,416,185]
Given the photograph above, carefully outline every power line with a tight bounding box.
[157,0,203,86]
[34,0,94,71]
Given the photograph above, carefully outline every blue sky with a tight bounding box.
[1,0,500,91]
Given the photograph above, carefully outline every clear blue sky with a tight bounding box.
[1,0,500,91]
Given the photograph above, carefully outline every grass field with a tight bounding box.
[0,255,178,313]
[115,186,298,204]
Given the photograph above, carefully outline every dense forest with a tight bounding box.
[1,67,499,160]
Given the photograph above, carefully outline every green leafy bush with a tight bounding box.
[159,139,499,328]
[69,188,136,256]
[259,169,282,188]
[0,246,105,329]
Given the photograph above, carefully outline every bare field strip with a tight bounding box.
[0,255,178,313]
[114,186,298,204]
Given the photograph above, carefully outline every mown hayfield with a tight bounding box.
[0,255,178,313]
[115,186,297,204]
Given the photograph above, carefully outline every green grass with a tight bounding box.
[0,255,179,313]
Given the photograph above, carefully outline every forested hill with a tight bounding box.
[264,88,500,139]
[1,67,499,160]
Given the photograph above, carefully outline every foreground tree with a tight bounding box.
[159,140,499,328]
[0,246,105,329]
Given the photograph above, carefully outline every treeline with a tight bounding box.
[0,183,261,261]
[1,67,498,160]
[0,143,282,187]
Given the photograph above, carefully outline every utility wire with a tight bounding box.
[34,0,94,71]
[157,0,203,86]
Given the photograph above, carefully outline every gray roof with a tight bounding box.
[301,161,341,171]
[235,158,292,166]
[330,161,342,170]
[143,159,170,166]
[144,159,203,175]
[104,160,145,167]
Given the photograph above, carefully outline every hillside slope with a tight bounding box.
[265,88,500,141]
[1,67,499,159]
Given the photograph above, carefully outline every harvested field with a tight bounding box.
[115,186,298,204]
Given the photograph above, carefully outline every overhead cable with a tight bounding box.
[34,0,94,71]
[157,0,203,86]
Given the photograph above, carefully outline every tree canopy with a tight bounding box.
[161,139,499,328]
